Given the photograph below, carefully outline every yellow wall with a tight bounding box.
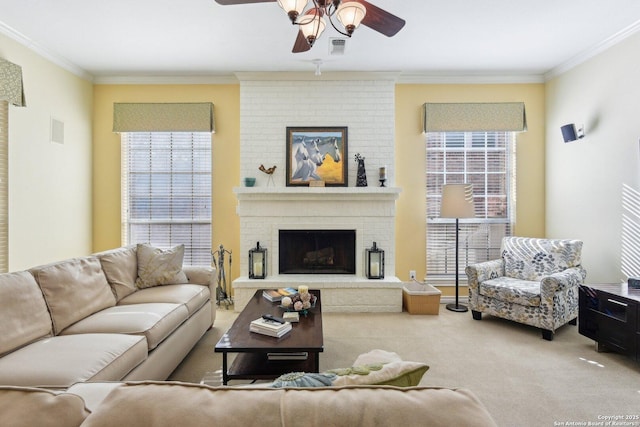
[92,84,241,280]
[395,84,546,296]
[92,82,545,295]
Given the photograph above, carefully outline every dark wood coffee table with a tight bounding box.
[214,289,323,385]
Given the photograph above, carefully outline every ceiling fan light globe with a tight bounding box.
[300,11,326,43]
[336,1,366,32]
[277,0,309,23]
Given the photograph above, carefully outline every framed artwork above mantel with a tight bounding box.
[285,126,348,187]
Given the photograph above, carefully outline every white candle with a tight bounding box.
[298,285,309,294]
[370,262,380,277]
[379,166,387,180]
[253,262,263,277]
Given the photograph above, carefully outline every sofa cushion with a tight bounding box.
[81,382,286,427]
[0,271,52,356]
[0,386,89,427]
[479,276,541,307]
[96,246,138,301]
[0,334,147,388]
[79,382,498,427]
[501,237,583,281]
[136,244,188,289]
[30,256,116,334]
[65,382,124,413]
[61,303,189,350]
[118,284,209,316]
[282,386,497,427]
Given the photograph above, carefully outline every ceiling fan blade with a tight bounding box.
[292,30,311,53]
[358,0,405,37]
[214,0,276,5]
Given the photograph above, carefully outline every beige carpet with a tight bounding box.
[169,305,640,427]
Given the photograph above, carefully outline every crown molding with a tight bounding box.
[93,74,239,85]
[0,21,94,82]
[396,72,545,84]
[234,71,400,82]
[545,19,640,81]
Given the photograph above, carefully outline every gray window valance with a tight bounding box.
[0,58,26,107]
[113,102,215,133]
[423,102,527,133]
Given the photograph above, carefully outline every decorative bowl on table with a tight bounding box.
[280,293,317,315]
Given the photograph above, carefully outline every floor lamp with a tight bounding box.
[440,184,475,313]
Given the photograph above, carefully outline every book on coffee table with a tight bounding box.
[249,317,292,338]
[282,312,299,322]
[262,289,283,302]
[277,287,298,297]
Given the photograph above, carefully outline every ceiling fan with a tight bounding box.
[214,0,406,53]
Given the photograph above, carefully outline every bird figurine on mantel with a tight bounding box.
[259,164,277,186]
[259,164,276,175]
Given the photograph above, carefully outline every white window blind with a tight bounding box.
[426,131,515,282]
[121,132,212,266]
[0,101,7,272]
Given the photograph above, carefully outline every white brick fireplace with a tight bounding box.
[232,73,403,312]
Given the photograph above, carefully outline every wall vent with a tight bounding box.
[329,38,347,55]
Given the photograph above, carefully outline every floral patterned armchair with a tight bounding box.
[465,237,586,340]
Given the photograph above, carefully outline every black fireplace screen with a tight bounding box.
[279,229,356,274]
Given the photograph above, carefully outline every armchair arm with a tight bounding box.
[540,267,584,296]
[465,259,504,290]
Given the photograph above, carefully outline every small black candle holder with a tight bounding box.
[379,178,387,187]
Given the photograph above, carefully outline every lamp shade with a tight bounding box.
[440,184,475,219]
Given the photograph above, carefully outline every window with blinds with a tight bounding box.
[121,132,212,266]
[0,101,7,272]
[426,131,515,283]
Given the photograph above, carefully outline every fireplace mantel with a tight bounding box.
[234,186,401,201]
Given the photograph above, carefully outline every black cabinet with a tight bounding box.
[579,283,640,362]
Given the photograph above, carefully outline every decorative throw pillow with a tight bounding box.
[271,372,336,388]
[353,349,403,365]
[135,244,188,289]
[97,246,138,301]
[328,349,430,387]
[328,361,429,387]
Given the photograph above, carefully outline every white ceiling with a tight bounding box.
[1,0,640,82]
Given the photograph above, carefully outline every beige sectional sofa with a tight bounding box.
[0,244,216,388]
[0,381,498,427]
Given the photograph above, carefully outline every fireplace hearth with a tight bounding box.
[279,229,356,274]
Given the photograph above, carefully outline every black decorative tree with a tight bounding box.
[355,153,367,187]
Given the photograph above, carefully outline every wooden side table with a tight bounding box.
[578,283,640,363]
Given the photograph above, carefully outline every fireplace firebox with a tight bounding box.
[279,229,356,274]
